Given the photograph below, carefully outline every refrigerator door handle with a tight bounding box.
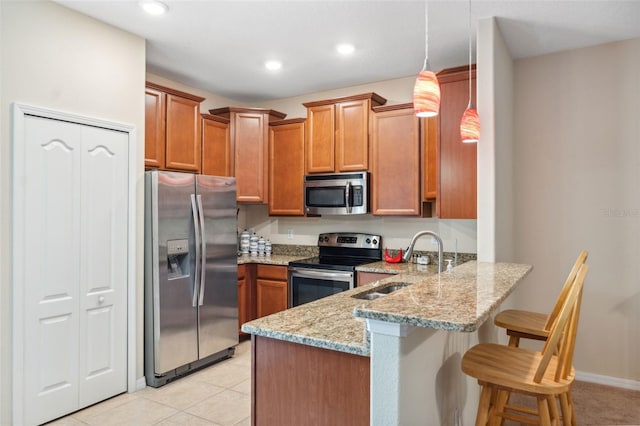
[196,194,207,306]
[190,194,201,308]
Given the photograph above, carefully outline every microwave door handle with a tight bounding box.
[345,181,351,214]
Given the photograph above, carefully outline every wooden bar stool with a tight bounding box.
[461,264,588,426]
[494,250,588,347]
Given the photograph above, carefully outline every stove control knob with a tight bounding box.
[366,238,371,244]
[372,239,378,246]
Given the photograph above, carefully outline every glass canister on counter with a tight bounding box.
[249,232,259,257]
[240,229,250,255]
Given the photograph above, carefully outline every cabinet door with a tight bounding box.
[256,265,288,318]
[145,87,165,169]
[422,117,438,201]
[370,107,420,216]
[238,265,247,335]
[256,279,288,318]
[269,121,305,216]
[336,99,369,172]
[438,70,477,219]
[235,112,268,202]
[305,104,335,173]
[202,117,231,176]
[165,94,201,172]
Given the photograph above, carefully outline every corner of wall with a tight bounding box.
[476,17,515,263]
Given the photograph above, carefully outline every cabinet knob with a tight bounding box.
[98,296,105,304]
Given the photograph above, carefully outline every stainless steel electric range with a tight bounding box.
[288,232,382,307]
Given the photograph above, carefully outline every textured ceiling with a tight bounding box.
[56,0,640,103]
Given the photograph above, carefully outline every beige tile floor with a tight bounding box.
[46,341,252,426]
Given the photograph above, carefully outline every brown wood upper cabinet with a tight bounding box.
[437,66,477,219]
[145,82,205,172]
[269,118,306,216]
[201,113,231,177]
[370,103,437,216]
[303,93,386,174]
[370,103,421,216]
[208,107,286,203]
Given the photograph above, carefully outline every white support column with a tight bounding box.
[367,320,481,426]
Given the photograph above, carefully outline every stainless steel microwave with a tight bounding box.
[304,172,368,215]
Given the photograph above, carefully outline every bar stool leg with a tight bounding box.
[507,335,520,347]
[476,385,493,426]
[547,395,560,426]
[490,389,509,426]
[538,396,552,426]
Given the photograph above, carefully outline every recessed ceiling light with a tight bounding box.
[336,43,355,55]
[265,60,282,71]
[140,0,168,15]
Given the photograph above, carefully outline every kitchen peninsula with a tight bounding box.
[242,261,532,426]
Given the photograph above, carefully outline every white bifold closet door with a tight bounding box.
[20,115,128,425]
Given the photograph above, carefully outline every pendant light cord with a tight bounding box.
[467,0,473,108]
[423,0,429,71]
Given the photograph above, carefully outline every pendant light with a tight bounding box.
[413,0,440,117]
[460,0,480,143]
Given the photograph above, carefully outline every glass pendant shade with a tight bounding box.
[413,70,441,117]
[460,106,480,143]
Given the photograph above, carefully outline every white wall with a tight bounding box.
[476,18,515,263]
[512,38,640,382]
[146,72,244,113]
[0,1,146,423]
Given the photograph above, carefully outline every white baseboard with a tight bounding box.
[576,370,640,391]
[134,377,147,392]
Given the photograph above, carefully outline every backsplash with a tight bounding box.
[272,244,318,257]
[271,244,476,266]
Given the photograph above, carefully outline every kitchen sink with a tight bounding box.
[352,282,411,300]
[375,283,409,294]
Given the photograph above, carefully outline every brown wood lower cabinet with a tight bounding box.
[256,264,288,318]
[238,265,248,336]
[252,336,370,426]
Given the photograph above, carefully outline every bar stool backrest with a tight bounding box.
[534,263,588,383]
[543,250,588,332]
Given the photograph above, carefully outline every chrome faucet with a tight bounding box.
[402,230,444,274]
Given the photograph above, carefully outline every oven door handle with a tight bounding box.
[289,267,353,280]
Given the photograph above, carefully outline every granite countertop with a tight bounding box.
[353,261,533,332]
[237,254,307,266]
[356,260,439,275]
[241,261,532,356]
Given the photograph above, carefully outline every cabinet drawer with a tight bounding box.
[257,264,287,281]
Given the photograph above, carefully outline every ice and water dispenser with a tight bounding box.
[167,239,190,280]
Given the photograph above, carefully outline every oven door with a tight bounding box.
[289,266,354,307]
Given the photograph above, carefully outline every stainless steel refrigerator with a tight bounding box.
[144,170,238,387]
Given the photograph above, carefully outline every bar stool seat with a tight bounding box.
[494,250,587,347]
[462,342,574,395]
[494,310,548,344]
